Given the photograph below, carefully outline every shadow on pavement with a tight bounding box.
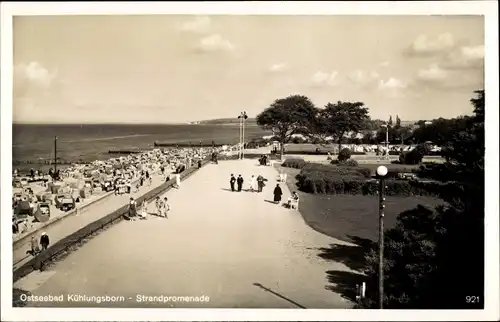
[252,283,306,309]
[325,270,366,303]
[317,235,376,302]
[317,235,376,271]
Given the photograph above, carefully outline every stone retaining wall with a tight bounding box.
[13,159,209,282]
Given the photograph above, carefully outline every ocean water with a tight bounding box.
[12,123,269,163]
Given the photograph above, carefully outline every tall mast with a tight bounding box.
[54,136,58,174]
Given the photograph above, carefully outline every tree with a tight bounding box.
[361,90,485,309]
[317,101,370,152]
[388,115,393,126]
[365,119,385,131]
[256,95,317,160]
[395,115,402,127]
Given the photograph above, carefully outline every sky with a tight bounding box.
[13,15,484,124]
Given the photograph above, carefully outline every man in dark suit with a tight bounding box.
[236,174,244,192]
[230,174,236,191]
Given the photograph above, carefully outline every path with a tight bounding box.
[14,160,356,309]
[13,173,168,270]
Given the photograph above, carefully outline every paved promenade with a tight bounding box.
[14,160,356,309]
[13,173,167,270]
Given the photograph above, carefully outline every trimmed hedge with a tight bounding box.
[282,158,307,169]
[301,163,372,177]
[284,150,367,156]
[222,153,281,160]
[337,159,359,167]
[296,164,373,192]
[390,150,442,156]
[297,175,442,197]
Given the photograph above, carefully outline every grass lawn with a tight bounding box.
[276,164,444,243]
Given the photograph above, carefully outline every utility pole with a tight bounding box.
[54,136,58,174]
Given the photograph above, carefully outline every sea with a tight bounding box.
[12,123,269,165]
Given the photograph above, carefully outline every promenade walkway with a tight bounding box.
[13,173,167,270]
[14,160,356,309]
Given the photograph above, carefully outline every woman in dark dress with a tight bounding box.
[273,184,283,204]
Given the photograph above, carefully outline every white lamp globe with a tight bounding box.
[376,165,388,177]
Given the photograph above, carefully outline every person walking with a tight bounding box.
[230,174,236,192]
[30,236,40,256]
[174,173,181,189]
[40,232,50,250]
[138,201,148,219]
[155,196,161,216]
[257,175,265,193]
[128,197,137,219]
[249,175,256,192]
[237,174,244,192]
[273,184,283,204]
[163,197,170,218]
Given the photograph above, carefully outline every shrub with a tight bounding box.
[338,148,352,162]
[415,143,432,156]
[291,137,307,144]
[338,159,359,167]
[385,167,420,179]
[399,149,424,165]
[282,158,307,169]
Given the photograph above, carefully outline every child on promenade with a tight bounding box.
[27,236,40,257]
[155,196,161,216]
[162,197,170,219]
[138,201,148,220]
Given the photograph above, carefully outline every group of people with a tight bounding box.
[127,196,171,220]
[226,173,299,209]
[28,232,50,257]
[258,155,270,166]
[229,174,267,193]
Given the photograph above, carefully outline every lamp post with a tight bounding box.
[238,111,248,159]
[238,114,243,159]
[380,124,391,159]
[376,165,388,309]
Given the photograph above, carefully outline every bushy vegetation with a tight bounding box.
[299,163,372,178]
[256,89,484,309]
[337,159,359,167]
[296,173,442,196]
[359,90,485,309]
[281,158,307,169]
[338,148,352,162]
